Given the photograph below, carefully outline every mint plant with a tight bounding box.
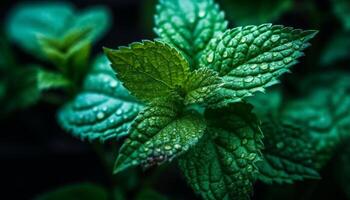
[57,0,319,199]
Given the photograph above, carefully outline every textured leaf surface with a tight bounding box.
[179,103,263,200]
[35,183,108,200]
[58,55,143,142]
[104,40,190,102]
[257,120,320,184]
[184,68,223,105]
[282,73,350,169]
[114,101,206,173]
[154,0,228,66]
[218,0,292,26]
[199,24,317,107]
[6,3,111,57]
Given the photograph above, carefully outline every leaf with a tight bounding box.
[332,0,350,30]
[154,0,228,66]
[257,120,320,184]
[35,183,108,200]
[218,0,293,26]
[104,40,190,102]
[321,32,350,66]
[36,69,71,91]
[184,68,223,105]
[179,103,263,200]
[281,72,350,169]
[114,101,206,173]
[6,3,111,57]
[6,2,73,54]
[199,24,317,107]
[70,6,112,44]
[247,86,282,118]
[58,55,143,142]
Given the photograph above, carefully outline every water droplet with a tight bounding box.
[260,64,268,70]
[244,76,254,83]
[223,51,228,58]
[207,52,214,63]
[271,35,280,42]
[102,106,108,112]
[97,112,105,119]
[116,110,122,115]
[174,144,181,150]
[164,145,172,151]
[110,81,117,88]
[198,10,206,18]
[283,57,292,64]
[250,64,257,69]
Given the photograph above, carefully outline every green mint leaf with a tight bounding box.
[6,3,111,57]
[154,0,228,66]
[104,40,190,102]
[179,103,263,200]
[36,68,71,91]
[282,72,350,169]
[58,55,143,142]
[257,120,320,184]
[218,0,292,26]
[35,183,108,200]
[247,86,282,118]
[199,24,317,107]
[6,2,73,55]
[332,0,350,30]
[184,68,223,105]
[70,6,112,44]
[114,101,206,173]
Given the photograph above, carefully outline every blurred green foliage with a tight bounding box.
[2,0,350,199]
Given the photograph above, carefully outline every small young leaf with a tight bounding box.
[184,68,223,105]
[35,183,108,200]
[104,40,190,102]
[257,120,320,184]
[199,24,317,107]
[154,0,228,66]
[6,3,111,57]
[179,103,263,200]
[6,2,73,54]
[58,55,143,142]
[70,6,112,44]
[36,69,71,91]
[114,101,206,173]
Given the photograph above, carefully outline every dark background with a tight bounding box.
[0,0,348,199]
